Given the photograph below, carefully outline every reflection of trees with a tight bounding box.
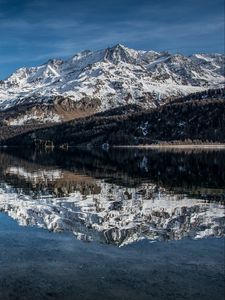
[0,148,225,201]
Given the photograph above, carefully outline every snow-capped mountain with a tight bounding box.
[0,44,224,125]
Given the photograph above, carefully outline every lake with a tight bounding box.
[0,147,224,300]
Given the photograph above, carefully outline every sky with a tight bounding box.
[0,0,224,79]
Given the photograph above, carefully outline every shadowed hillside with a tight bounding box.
[2,89,225,147]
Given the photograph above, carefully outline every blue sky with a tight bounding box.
[0,0,224,79]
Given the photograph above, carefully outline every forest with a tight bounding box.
[1,88,225,147]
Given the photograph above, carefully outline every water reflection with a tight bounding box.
[0,148,224,246]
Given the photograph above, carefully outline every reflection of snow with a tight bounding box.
[0,180,224,247]
[102,143,109,151]
[6,166,62,182]
[139,156,148,172]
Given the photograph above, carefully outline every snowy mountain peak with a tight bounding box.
[0,45,224,124]
[104,44,137,64]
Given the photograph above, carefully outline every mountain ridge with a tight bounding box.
[0,44,224,126]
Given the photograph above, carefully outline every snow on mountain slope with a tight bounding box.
[0,44,224,124]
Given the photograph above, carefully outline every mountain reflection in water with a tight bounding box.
[0,148,224,246]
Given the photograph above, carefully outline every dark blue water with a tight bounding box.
[0,148,224,300]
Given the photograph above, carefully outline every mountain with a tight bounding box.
[0,44,224,126]
[4,89,225,146]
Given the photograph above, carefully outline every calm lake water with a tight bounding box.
[0,148,224,300]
